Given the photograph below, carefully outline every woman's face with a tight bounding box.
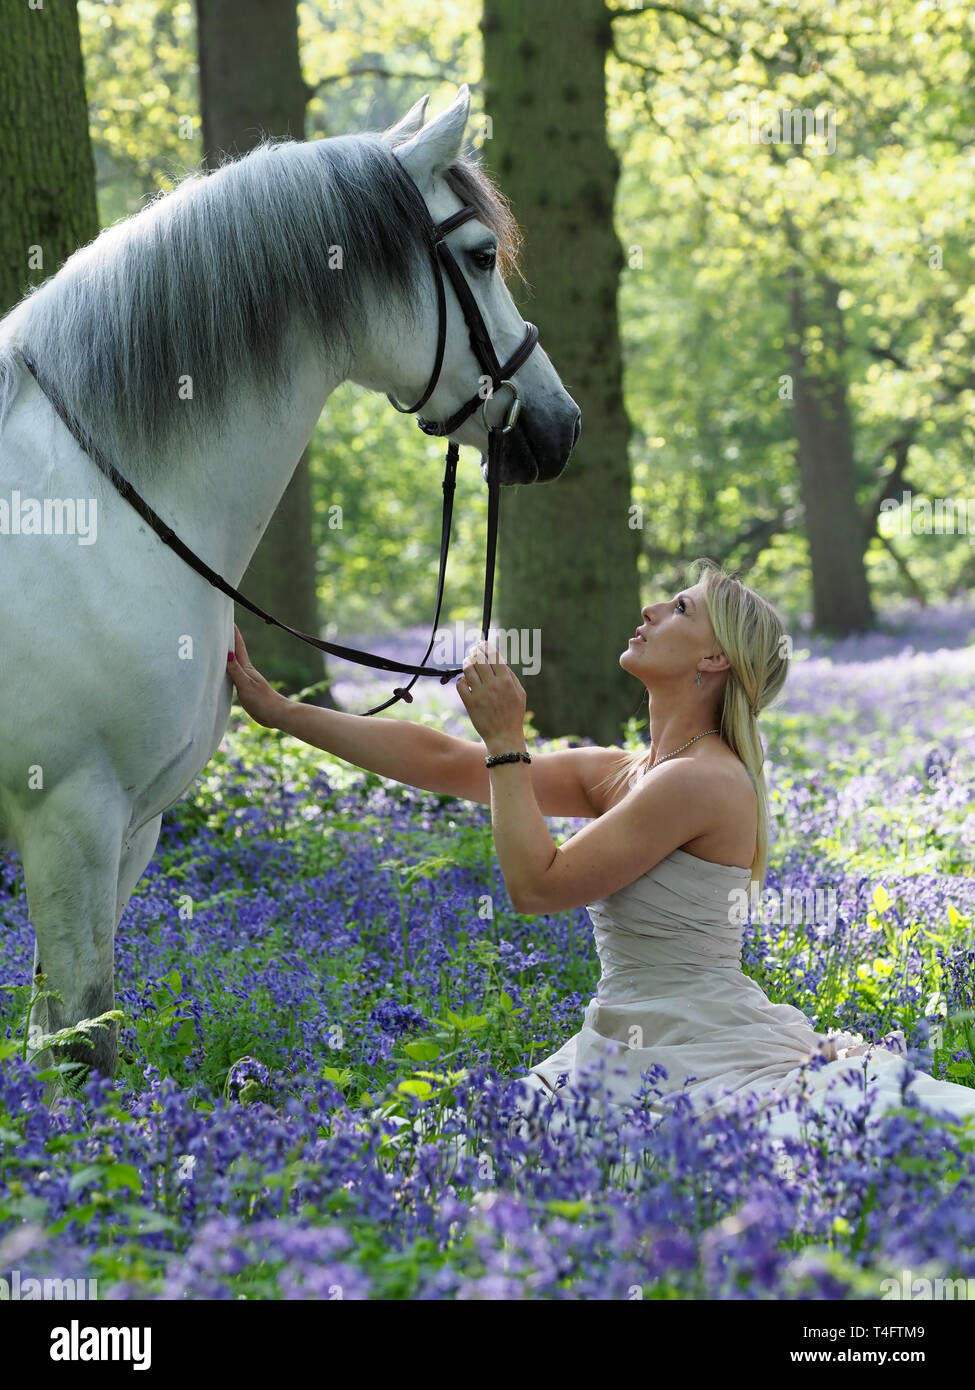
[620,580,719,684]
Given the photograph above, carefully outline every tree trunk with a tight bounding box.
[482,0,641,744]
[788,271,874,634]
[0,0,98,316]
[196,0,332,702]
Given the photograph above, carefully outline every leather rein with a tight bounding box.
[18,174,540,717]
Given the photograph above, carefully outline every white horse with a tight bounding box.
[0,84,580,1079]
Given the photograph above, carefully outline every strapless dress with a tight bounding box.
[514,848,975,1142]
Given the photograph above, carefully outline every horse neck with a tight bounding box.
[151,330,343,587]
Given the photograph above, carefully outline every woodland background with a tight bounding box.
[2,0,972,741]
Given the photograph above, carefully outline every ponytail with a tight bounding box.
[688,558,789,885]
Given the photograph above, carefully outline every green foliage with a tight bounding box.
[133,969,196,1075]
[609,1,975,614]
[80,1,202,221]
[76,0,975,635]
[2,677,975,1296]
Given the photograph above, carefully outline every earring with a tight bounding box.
[694,673,702,686]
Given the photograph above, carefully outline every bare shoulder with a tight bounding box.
[594,746,757,864]
[650,748,755,809]
[691,748,756,798]
[583,749,697,817]
[667,751,758,865]
[637,752,747,806]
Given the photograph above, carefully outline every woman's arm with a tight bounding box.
[279,702,619,817]
[226,623,454,791]
[274,698,454,793]
[226,624,616,814]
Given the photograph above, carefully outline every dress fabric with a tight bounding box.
[516,848,975,1142]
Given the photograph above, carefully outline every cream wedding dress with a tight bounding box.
[513,848,975,1144]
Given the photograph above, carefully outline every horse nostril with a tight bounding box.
[571,412,582,448]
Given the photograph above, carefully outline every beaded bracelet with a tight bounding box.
[484,750,532,768]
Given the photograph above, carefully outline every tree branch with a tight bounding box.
[608,4,725,41]
[611,41,666,80]
[862,433,915,542]
[728,509,795,574]
[640,508,792,579]
[306,66,457,96]
[875,532,927,605]
[867,343,913,373]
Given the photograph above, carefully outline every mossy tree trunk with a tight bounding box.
[0,0,98,316]
[482,0,641,743]
[788,270,874,634]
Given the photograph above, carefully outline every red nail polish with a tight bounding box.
[227,652,234,662]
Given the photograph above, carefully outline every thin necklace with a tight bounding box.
[649,728,720,769]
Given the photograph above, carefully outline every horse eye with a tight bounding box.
[470,248,497,272]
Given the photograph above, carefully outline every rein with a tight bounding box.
[17,166,540,717]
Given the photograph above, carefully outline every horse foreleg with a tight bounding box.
[20,789,126,1083]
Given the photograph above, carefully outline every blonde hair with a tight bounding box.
[595,557,790,885]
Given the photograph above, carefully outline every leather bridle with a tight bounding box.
[377,190,540,714]
[387,202,539,440]
[18,168,542,716]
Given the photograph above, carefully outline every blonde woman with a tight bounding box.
[227,558,975,1140]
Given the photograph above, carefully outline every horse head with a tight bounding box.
[372,85,581,485]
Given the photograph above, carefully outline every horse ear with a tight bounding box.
[393,84,471,186]
[382,94,429,147]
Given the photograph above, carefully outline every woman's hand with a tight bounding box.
[455,640,527,748]
[226,623,288,728]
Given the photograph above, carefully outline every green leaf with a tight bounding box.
[115,1203,181,1233]
[68,1164,106,1195]
[324,1189,356,1213]
[3,1195,50,1223]
[403,1040,442,1062]
[32,1010,124,1051]
[397,1078,433,1099]
[444,1009,489,1033]
[545,1199,590,1219]
[174,1019,195,1045]
[105,1163,142,1194]
[49,1203,98,1234]
[321,1065,354,1085]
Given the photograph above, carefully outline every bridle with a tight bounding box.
[387,202,538,441]
[378,188,540,713]
[17,164,541,717]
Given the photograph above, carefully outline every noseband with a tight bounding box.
[18,171,541,716]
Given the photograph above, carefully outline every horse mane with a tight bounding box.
[0,131,521,481]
